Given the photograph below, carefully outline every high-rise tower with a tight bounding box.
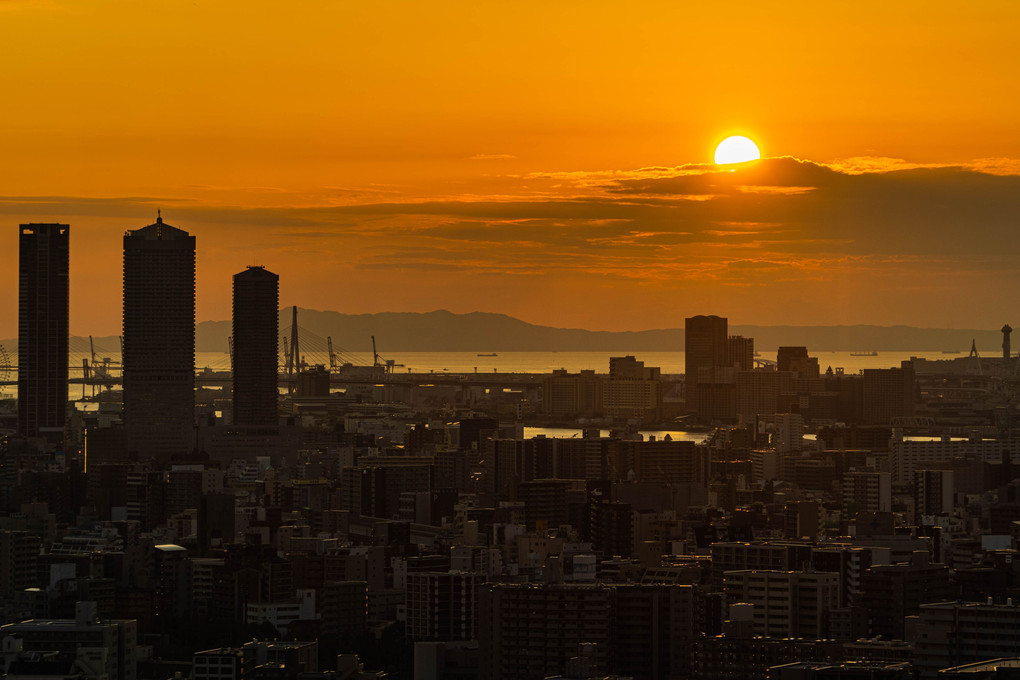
[18,223,69,445]
[684,315,728,414]
[232,266,279,426]
[122,214,195,462]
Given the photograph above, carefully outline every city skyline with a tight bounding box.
[6,4,1020,678]
[1,2,1018,336]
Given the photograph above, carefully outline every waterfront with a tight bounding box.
[380,350,961,375]
[523,426,710,443]
[0,349,979,387]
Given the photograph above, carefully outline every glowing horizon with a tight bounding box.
[1,1,1019,337]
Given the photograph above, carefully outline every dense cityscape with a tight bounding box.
[2,217,1020,679]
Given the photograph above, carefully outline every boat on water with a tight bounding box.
[850,351,878,357]
[477,352,498,357]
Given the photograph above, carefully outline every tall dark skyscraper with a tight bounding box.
[684,315,728,414]
[122,215,195,462]
[232,266,279,426]
[18,223,69,444]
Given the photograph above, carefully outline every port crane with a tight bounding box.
[371,336,404,374]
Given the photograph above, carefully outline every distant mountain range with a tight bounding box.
[2,308,1006,357]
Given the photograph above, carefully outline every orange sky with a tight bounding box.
[2,0,1019,337]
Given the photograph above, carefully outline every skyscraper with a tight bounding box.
[231,266,279,426]
[684,315,728,414]
[122,214,195,462]
[18,223,70,445]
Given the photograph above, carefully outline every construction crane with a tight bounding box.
[327,336,339,373]
[371,336,404,374]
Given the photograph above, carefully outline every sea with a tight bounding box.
[6,348,974,443]
[6,349,962,384]
[238,350,960,376]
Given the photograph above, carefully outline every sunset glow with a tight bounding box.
[1,1,1019,337]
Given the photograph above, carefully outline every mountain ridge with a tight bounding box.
[1,308,1007,356]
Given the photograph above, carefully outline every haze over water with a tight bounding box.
[23,350,980,381]
[298,350,964,375]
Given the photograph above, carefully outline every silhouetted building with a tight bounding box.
[18,223,69,445]
[542,369,602,418]
[723,570,839,639]
[232,266,279,426]
[736,370,795,422]
[459,418,498,451]
[914,468,954,518]
[604,355,662,421]
[778,346,809,372]
[911,602,1020,678]
[480,583,702,680]
[122,215,196,463]
[295,365,329,398]
[685,315,728,414]
[862,362,915,425]
[728,335,754,371]
[1,601,138,680]
[406,571,478,641]
[860,551,951,640]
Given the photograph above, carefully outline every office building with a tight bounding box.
[710,542,814,589]
[778,346,809,372]
[697,365,737,421]
[862,362,915,425]
[728,335,754,371]
[479,583,702,680]
[231,266,279,426]
[914,469,955,518]
[0,602,137,680]
[685,315,728,414]
[192,648,242,680]
[541,369,602,418]
[736,370,795,421]
[18,223,69,445]
[910,601,1020,678]
[723,570,839,639]
[406,571,477,641]
[859,552,952,640]
[122,214,196,462]
[889,436,1020,484]
[603,355,663,421]
[842,470,892,515]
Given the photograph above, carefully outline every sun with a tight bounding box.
[714,136,761,164]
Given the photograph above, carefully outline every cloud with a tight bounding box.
[467,154,517,160]
[2,154,1020,332]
